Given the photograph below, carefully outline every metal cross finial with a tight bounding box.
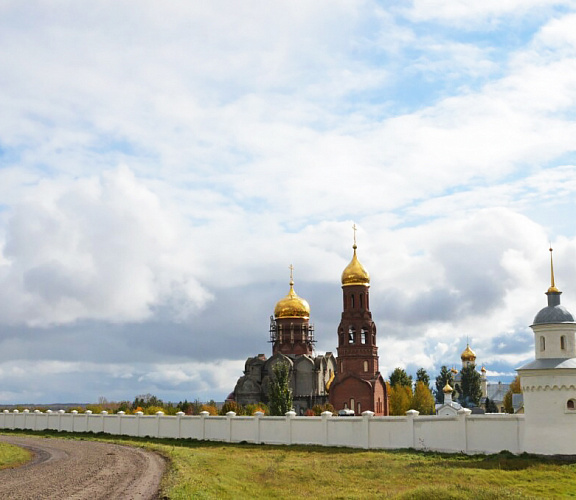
[352,223,357,246]
[289,264,294,284]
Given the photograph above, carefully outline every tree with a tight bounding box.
[389,385,413,416]
[220,401,244,415]
[435,366,454,404]
[411,381,435,415]
[459,364,482,407]
[485,397,498,413]
[503,375,522,413]
[268,361,293,416]
[389,367,413,388]
[200,403,218,415]
[416,368,430,389]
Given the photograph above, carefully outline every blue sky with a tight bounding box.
[1,0,576,404]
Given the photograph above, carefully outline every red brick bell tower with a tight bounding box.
[329,227,388,416]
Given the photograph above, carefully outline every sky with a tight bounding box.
[1,0,576,405]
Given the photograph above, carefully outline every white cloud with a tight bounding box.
[0,167,212,326]
[401,0,575,25]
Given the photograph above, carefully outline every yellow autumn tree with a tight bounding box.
[389,385,413,416]
[504,375,522,413]
[411,381,435,415]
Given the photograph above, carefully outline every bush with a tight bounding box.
[144,406,165,415]
[200,404,218,416]
[220,401,244,415]
[245,403,269,415]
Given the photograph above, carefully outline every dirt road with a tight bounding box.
[0,435,166,499]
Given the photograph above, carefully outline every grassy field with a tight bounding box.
[0,441,32,470]
[2,430,576,499]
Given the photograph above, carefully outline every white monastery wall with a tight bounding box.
[0,409,528,455]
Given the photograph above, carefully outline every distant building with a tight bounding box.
[328,237,389,416]
[486,381,510,413]
[435,382,462,416]
[232,270,335,414]
[450,344,488,407]
[518,248,576,454]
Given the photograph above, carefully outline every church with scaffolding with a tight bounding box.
[232,266,336,414]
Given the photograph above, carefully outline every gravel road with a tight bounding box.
[0,435,166,499]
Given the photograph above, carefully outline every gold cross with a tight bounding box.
[289,264,294,282]
[352,223,357,246]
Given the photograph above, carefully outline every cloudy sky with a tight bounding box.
[1,1,576,405]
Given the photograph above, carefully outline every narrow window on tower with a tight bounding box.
[357,402,361,414]
[351,294,355,308]
[361,328,367,344]
[350,398,355,413]
[359,293,363,308]
[348,326,356,344]
[561,335,567,350]
[540,336,546,352]
[363,361,368,372]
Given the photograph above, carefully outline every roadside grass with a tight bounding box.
[0,441,32,470]
[2,429,576,499]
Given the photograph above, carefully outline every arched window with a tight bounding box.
[350,398,355,413]
[567,399,575,410]
[351,294,355,308]
[359,294,363,308]
[361,328,367,344]
[363,361,368,372]
[357,402,361,414]
[561,335,567,350]
[540,336,546,352]
[348,326,356,344]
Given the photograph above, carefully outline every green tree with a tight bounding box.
[485,397,498,413]
[416,368,430,389]
[269,362,293,416]
[434,366,454,404]
[389,367,413,388]
[389,385,413,416]
[411,381,435,415]
[459,364,482,407]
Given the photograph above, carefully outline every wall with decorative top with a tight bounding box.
[0,408,526,455]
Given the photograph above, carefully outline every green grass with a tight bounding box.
[2,429,576,499]
[0,441,32,470]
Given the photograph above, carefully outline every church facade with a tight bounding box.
[517,248,576,454]
[232,272,336,414]
[328,239,388,416]
[232,236,389,416]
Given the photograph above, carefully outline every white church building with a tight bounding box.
[518,249,576,454]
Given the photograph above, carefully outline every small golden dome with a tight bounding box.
[341,244,370,287]
[461,344,476,362]
[481,366,486,373]
[274,279,310,319]
[450,367,458,374]
[443,382,453,393]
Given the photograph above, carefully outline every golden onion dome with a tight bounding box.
[450,367,458,375]
[461,344,476,362]
[341,244,370,287]
[443,382,453,393]
[481,366,486,373]
[274,279,310,319]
